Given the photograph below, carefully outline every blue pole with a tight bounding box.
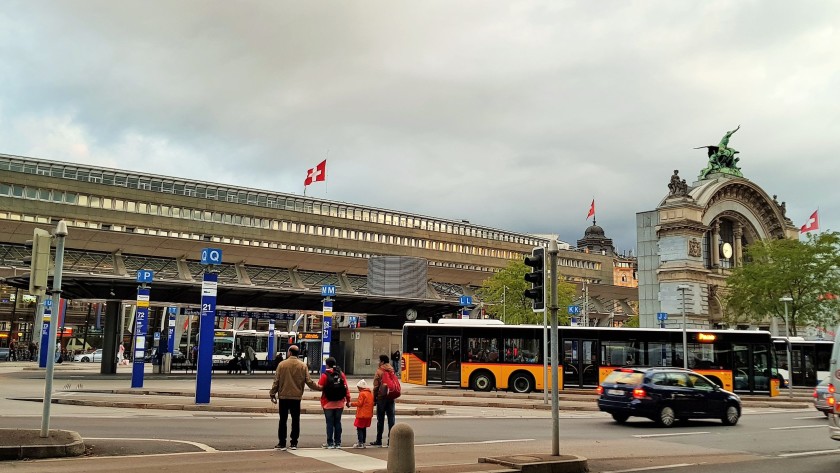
[167,307,176,354]
[267,320,275,362]
[131,286,150,388]
[321,300,333,373]
[196,272,218,404]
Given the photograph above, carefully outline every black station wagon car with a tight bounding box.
[597,367,741,427]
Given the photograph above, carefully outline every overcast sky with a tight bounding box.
[2,1,838,252]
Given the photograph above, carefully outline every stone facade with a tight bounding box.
[637,170,798,329]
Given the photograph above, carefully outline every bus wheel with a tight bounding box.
[509,372,534,393]
[470,371,494,392]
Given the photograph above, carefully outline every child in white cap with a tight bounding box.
[350,379,374,448]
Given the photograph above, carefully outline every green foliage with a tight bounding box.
[724,232,840,335]
[622,315,640,328]
[477,259,578,325]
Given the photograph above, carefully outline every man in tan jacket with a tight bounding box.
[269,345,320,450]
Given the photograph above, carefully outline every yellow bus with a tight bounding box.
[402,320,778,396]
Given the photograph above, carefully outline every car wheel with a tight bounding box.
[509,372,534,393]
[470,371,494,392]
[824,411,830,418]
[721,404,740,426]
[657,406,676,427]
[81,357,90,362]
[611,413,629,424]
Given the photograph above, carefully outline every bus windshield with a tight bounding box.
[213,337,234,356]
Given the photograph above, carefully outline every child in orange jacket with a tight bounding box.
[351,379,374,448]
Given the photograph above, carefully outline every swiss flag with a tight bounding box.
[800,210,819,233]
[586,200,595,220]
[304,159,327,187]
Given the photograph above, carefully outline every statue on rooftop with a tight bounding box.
[696,125,744,179]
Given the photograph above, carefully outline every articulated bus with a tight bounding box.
[772,337,834,387]
[402,320,779,396]
[212,329,297,367]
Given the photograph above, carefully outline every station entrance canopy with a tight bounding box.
[3,272,462,319]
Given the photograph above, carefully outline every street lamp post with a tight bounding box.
[780,296,794,397]
[677,285,689,369]
[502,285,507,324]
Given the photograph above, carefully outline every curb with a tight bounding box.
[480,454,589,473]
[0,429,85,460]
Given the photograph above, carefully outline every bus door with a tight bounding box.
[427,336,461,385]
[733,344,771,393]
[563,339,598,388]
[792,344,817,387]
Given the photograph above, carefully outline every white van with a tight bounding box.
[829,325,840,441]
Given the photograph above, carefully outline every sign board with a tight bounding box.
[136,270,154,283]
[196,272,219,404]
[321,285,337,297]
[568,305,581,315]
[200,248,223,265]
[459,295,472,306]
[131,287,150,388]
[657,312,668,321]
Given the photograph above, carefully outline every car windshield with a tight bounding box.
[819,377,831,386]
[603,371,644,385]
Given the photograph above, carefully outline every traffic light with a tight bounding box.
[23,228,52,296]
[524,247,545,312]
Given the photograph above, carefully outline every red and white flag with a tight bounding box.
[304,159,327,187]
[586,199,595,220]
[800,210,819,233]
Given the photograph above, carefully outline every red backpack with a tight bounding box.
[379,369,402,400]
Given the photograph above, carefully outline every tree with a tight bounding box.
[723,232,840,335]
[477,259,577,325]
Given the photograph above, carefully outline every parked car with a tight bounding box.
[813,376,835,417]
[74,349,103,362]
[0,347,9,361]
[143,348,187,363]
[597,367,742,427]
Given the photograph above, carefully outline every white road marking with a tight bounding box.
[793,415,826,420]
[289,447,387,472]
[778,449,840,457]
[84,437,218,452]
[769,425,827,430]
[632,432,710,438]
[602,464,698,473]
[417,438,535,447]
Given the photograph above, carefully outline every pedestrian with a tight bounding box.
[269,345,321,450]
[118,343,125,365]
[318,357,350,449]
[245,345,256,375]
[391,350,401,377]
[350,379,374,448]
[9,339,16,361]
[228,352,242,374]
[370,354,396,447]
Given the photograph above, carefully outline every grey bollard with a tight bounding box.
[386,423,415,473]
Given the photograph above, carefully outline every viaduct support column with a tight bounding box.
[101,300,121,375]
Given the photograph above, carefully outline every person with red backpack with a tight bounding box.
[370,354,398,447]
[318,357,350,449]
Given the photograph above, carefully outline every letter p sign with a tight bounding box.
[136,270,154,284]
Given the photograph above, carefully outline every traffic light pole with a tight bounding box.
[41,220,68,438]
[548,239,559,456]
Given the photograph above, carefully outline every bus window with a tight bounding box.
[464,337,499,363]
[601,340,642,366]
[503,337,540,364]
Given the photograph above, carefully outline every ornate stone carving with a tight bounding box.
[688,238,702,257]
